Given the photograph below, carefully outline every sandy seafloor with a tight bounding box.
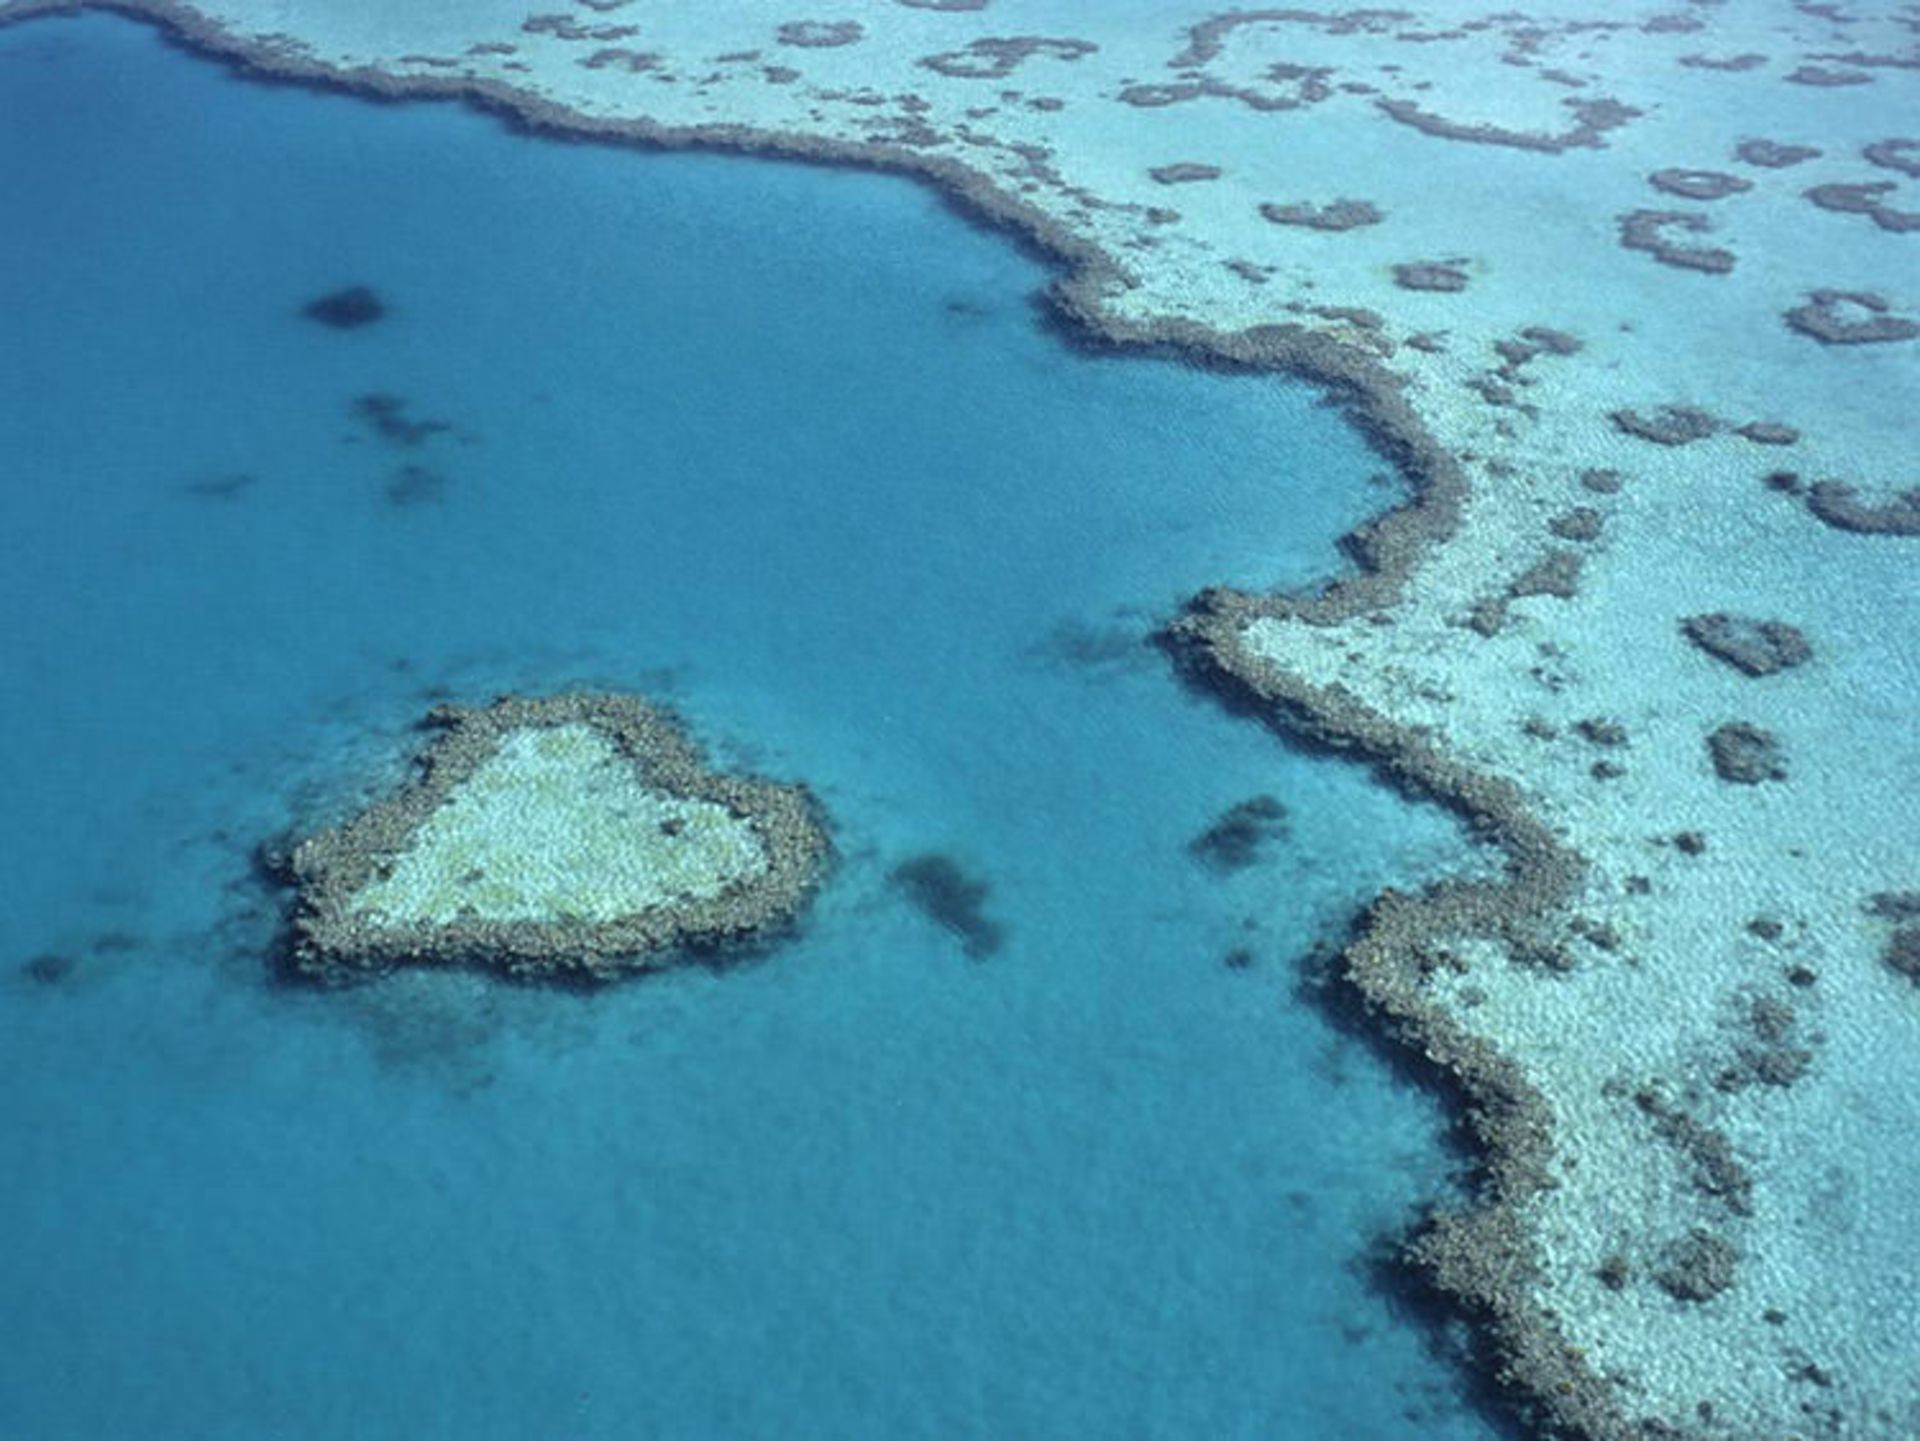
[0,0,1916,1437]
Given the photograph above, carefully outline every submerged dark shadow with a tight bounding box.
[1024,614,1159,677]
[353,391,450,447]
[890,852,1005,959]
[302,283,387,329]
[1189,794,1292,873]
[19,951,78,987]
[183,471,257,500]
[13,926,149,995]
[384,463,447,507]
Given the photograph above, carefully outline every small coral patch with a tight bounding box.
[286,693,828,980]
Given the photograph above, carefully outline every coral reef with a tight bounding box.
[1803,482,1920,536]
[1863,137,1920,177]
[1885,927,1920,983]
[1610,404,1720,445]
[1392,260,1470,292]
[580,47,659,73]
[1617,210,1735,274]
[1680,614,1812,676]
[1734,137,1820,167]
[1648,168,1751,200]
[776,21,863,49]
[1784,290,1920,345]
[1118,63,1334,114]
[1680,53,1767,72]
[1655,1230,1740,1302]
[1377,94,1640,152]
[1547,507,1603,542]
[1786,64,1871,86]
[1706,722,1789,785]
[1508,550,1583,601]
[1148,161,1221,184]
[1258,198,1382,231]
[919,36,1094,79]
[286,693,828,980]
[521,13,637,42]
[1804,180,1920,234]
[1636,1087,1753,1214]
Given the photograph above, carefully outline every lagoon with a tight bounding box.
[0,15,1497,1438]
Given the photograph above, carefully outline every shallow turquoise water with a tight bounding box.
[0,15,1500,1438]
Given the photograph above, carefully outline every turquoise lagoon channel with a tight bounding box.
[0,13,1503,1440]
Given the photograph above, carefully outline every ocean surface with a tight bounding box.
[0,15,1501,1438]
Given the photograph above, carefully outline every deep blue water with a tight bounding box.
[0,15,1500,1439]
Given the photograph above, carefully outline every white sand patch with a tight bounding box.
[351,724,766,925]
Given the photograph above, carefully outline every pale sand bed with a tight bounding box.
[8,0,1912,1433]
[349,724,769,925]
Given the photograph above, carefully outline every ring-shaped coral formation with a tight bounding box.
[286,693,829,981]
